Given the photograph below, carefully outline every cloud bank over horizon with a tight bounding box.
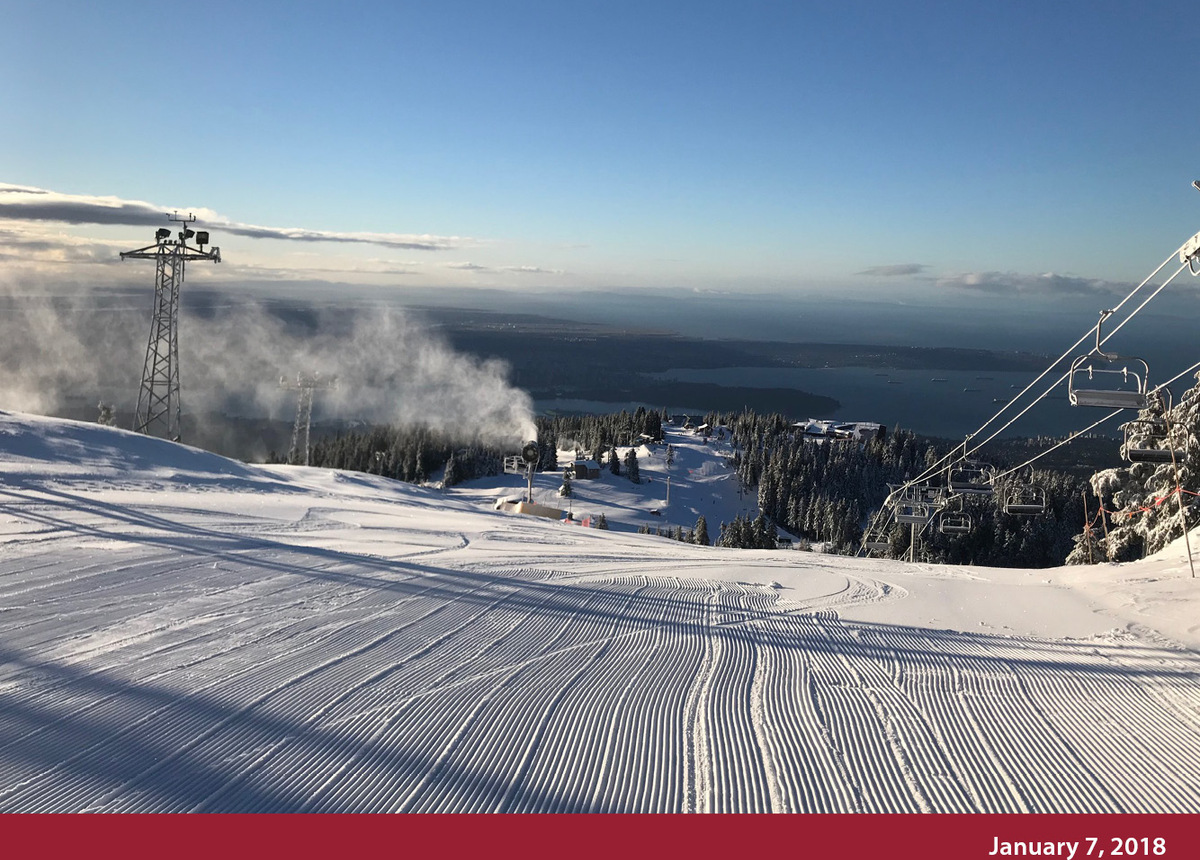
[0,183,468,252]
[1,182,1157,303]
[858,263,930,277]
[0,182,586,292]
[935,270,1133,297]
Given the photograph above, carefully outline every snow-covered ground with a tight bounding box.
[1,411,1198,812]
[460,428,760,538]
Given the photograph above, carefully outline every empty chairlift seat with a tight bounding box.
[948,461,995,495]
[890,483,940,525]
[938,511,972,534]
[1068,311,1151,410]
[1003,484,1046,516]
[1068,353,1151,409]
[895,504,933,525]
[1121,417,1185,464]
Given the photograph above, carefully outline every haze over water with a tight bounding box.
[468,285,1200,440]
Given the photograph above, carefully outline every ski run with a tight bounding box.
[1,410,1198,813]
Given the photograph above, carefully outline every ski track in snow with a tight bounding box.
[2,456,1200,811]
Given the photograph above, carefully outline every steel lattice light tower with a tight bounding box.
[121,213,220,442]
[279,372,338,465]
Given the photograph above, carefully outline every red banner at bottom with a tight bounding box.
[3,813,1196,859]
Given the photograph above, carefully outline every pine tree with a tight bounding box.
[96,401,115,426]
[645,408,663,441]
[624,449,640,483]
[538,426,558,472]
[1076,375,1200,561]
[753,512,774,548]
[609,448,621,476]
[694,515,710,546]
[596,513,609,530]
[1065,521,1105,565]
[444,450,464,487]
[559,468,573,498]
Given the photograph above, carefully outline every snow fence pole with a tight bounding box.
[1082,490,1094,565]
[1165,412,1196,578]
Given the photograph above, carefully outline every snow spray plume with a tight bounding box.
[0,287,145,415]
[180,303,537,449]
[0,288,536,451]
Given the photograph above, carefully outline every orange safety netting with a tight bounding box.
[1092,486,1200,523]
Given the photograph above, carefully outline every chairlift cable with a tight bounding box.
[1089,262,1190,351]
[890,253,1182,498]
[1151,356,1200,394]
[966,261,1189,459]
[990,407,1124,482]
[870,228,1198,546]
[992,349,1200,483]
[936,260,1189,478]
[967,253,1181,440]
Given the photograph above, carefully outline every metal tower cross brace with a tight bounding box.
[121,214,220,442]
[280,372,338,465]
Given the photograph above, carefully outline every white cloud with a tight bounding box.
[499,265,563,275]
[0,183,468,251]
[858,263,929,277]
[936,270,1129,297]
[0,183,570,291]
[0,225,124,265]
[215,262,420,281]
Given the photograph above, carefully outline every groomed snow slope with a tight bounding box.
[1,411,1198,812]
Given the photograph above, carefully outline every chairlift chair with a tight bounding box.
[864,539,891,552]
[1121,417,1185,464]
[890,483,938,525]
[895,503,934,526]
[948,461,995,495]
[1002,484,1047,516]
[937,511,972,535]
[1068,310,1151,410]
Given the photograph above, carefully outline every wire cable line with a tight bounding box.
[862,222,1200,554]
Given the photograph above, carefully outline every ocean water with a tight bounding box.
[647,366,1155,440]
[521,288,1200,439]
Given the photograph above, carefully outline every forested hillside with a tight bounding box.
[294,403,1126,567]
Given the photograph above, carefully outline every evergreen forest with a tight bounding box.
[284,381,1200,569]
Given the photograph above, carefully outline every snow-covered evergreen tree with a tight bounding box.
[1065,519,1105,565]
[1072,373,1200,562]
[443,450,464,487]
[537,426,558,472]
[624,449,640,483]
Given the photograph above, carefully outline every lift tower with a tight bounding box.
[279,372,338,466]
[121,213,220,442]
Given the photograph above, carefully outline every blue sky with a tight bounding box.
[3,1,1199,298]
